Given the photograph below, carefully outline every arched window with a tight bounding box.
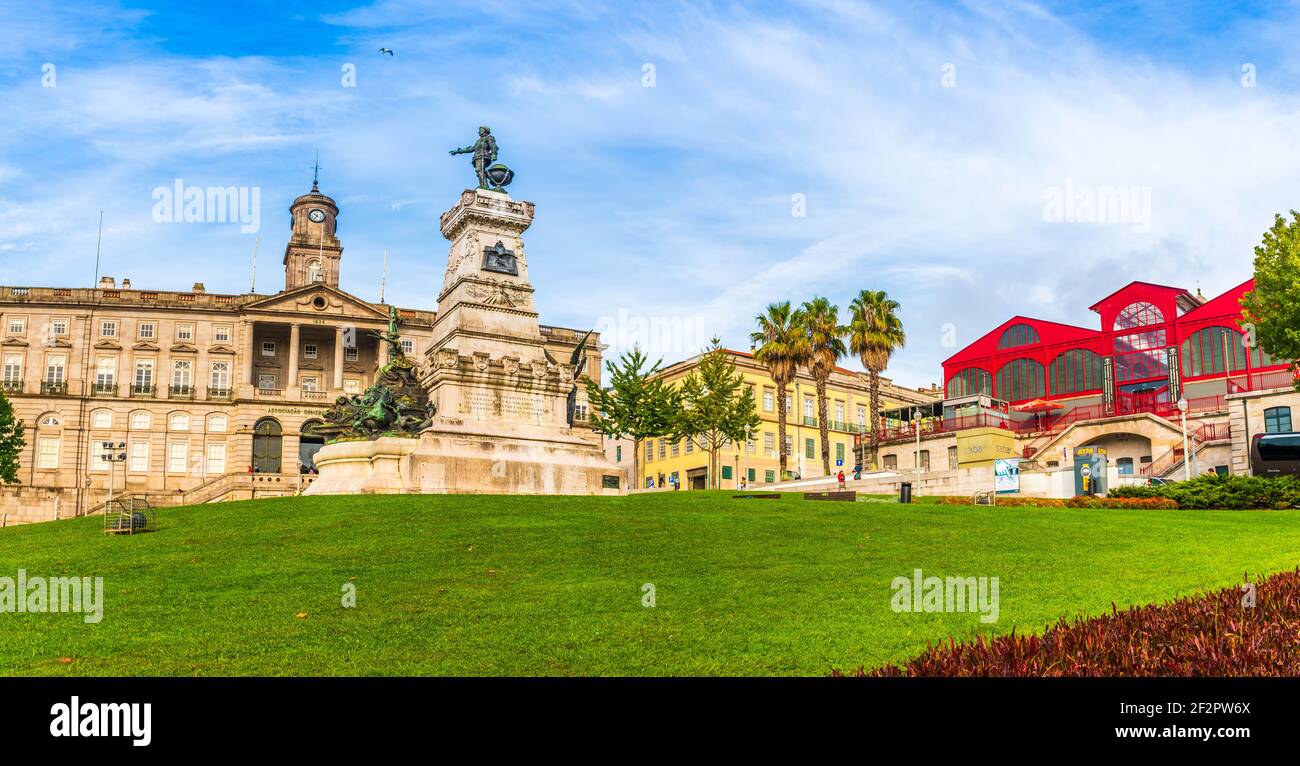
[1048,348,1104,395]
[1115,302,1164,330]
[252,417,282,474]
[90,409,113,429]
[207,413,228,433]
[306,260,323,283]
[946,368,992,398]
[35,413,62,469]
[129,410,151,430]
[169,412,190,432]
[1180,326,1248,378]
[995,358,1045,402]
[997,324,1040,349]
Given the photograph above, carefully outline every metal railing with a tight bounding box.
[168,385,194,400]
[130,384,156,398]
[91,382,117,396]
[207,387,231,401]
[40,380,67,395]
[1,380,22,394]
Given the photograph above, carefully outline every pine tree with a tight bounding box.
[582,346,680,490]
[0,390,25,484]
[672,339,761,489]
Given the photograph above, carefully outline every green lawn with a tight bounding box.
[2,491,1299,676]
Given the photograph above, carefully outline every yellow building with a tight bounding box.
[641,349,940,490]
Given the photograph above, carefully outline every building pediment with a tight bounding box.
[208,344,236,355]
[169,343,199,354]
[242,284,387,321]
[132,341,160,352]
[0,336,28,347]
[93,339,121,350]
[300,361,323,371]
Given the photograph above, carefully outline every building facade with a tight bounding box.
[0,180,602,523]
[642,349,941,490]
[867,278,1294,485]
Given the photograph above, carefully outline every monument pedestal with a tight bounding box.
[306,185,623,497]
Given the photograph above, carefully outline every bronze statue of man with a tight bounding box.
[449,126,498,189]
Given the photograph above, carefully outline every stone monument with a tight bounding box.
[306,132,622,496]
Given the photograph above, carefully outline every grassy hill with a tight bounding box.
[3,492,1299,676]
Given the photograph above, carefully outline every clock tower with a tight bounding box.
[283,174,342,291]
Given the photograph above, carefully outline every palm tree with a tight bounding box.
[750,302,810,480]
[800,296,847,477]
[848,289,907,471]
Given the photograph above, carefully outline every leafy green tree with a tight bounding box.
[672,338,761,489]
[0,390,24,484]
[800,297,847,476]
[750,301,811,479]
[848,289,907,469]
[583,345,680,490]
[1242,211,1300,389]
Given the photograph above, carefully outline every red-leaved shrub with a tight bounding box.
[1064,496,1179,510]
[840,568,1300,677]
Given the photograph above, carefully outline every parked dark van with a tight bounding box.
[1251,433,1300,476]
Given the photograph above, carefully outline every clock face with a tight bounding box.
[308,209,326,223]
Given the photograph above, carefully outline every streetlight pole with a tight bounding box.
[913,407,922,496]
[1177,397,1191,481]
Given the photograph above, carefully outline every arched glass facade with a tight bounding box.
[995,358,1045,402]
[1048,348,1105,395]
[1115,301,1164,330]
[946,367,992,398]
[1180,326,1248,378]
[997,323,1040,349]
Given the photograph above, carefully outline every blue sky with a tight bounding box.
[3,0,1300,388]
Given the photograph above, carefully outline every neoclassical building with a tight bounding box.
[0,179,602,523]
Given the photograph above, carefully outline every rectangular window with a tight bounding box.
[747,468,756,481]
[95,357,116,386]
[3,354,22,384]
[685,438,693,454]
[303,343,318,359]
[45,355,66,383]
[129,441,150,472]
[804,397,814,418]
[138,322,155,339]
[172,360,192,388]
[301,376,319,392]
[36,437,60,469]
[883,454,898,470]
[50,318,68,335]
[206,443,226,475]
[659,440,666,459]
[168,441,188,473]
[345,347,358,362]
[210,361,230,390]
[671,440,680,457]
[646,441,654,462]
[1265,407,1293,434]
[764,431,775,457]
[7,317,26,335]
[213,325,231,343]
[100,320,117,338]
[919,450,931,470]
[765,469,776,483]
[835,402,845,423]
[262,341,276,357]
[805,438,814,459]
[785,435,793,456]
[948,446,959,470]
[763,389,774,412]
[134,360,154,388]
[258,373,277,390]
[835,442,845,463]
[721,465,733,480]
[401,339,415,356]
[343,378,360,394]
[785,394,793,413]
[857,406,867,428]
[615,445,622,462]
[176,323,194,342]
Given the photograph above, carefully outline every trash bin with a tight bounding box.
[899,482,912,504]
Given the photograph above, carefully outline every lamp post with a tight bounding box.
[913,407,923,496]
[101,441,126,509]
[1176,397,1191,481]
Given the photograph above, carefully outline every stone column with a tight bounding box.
[334,326,345,390]
[288,323,300,390]
[243,320,256,386]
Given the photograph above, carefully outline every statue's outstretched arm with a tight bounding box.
[449,145,472,156]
